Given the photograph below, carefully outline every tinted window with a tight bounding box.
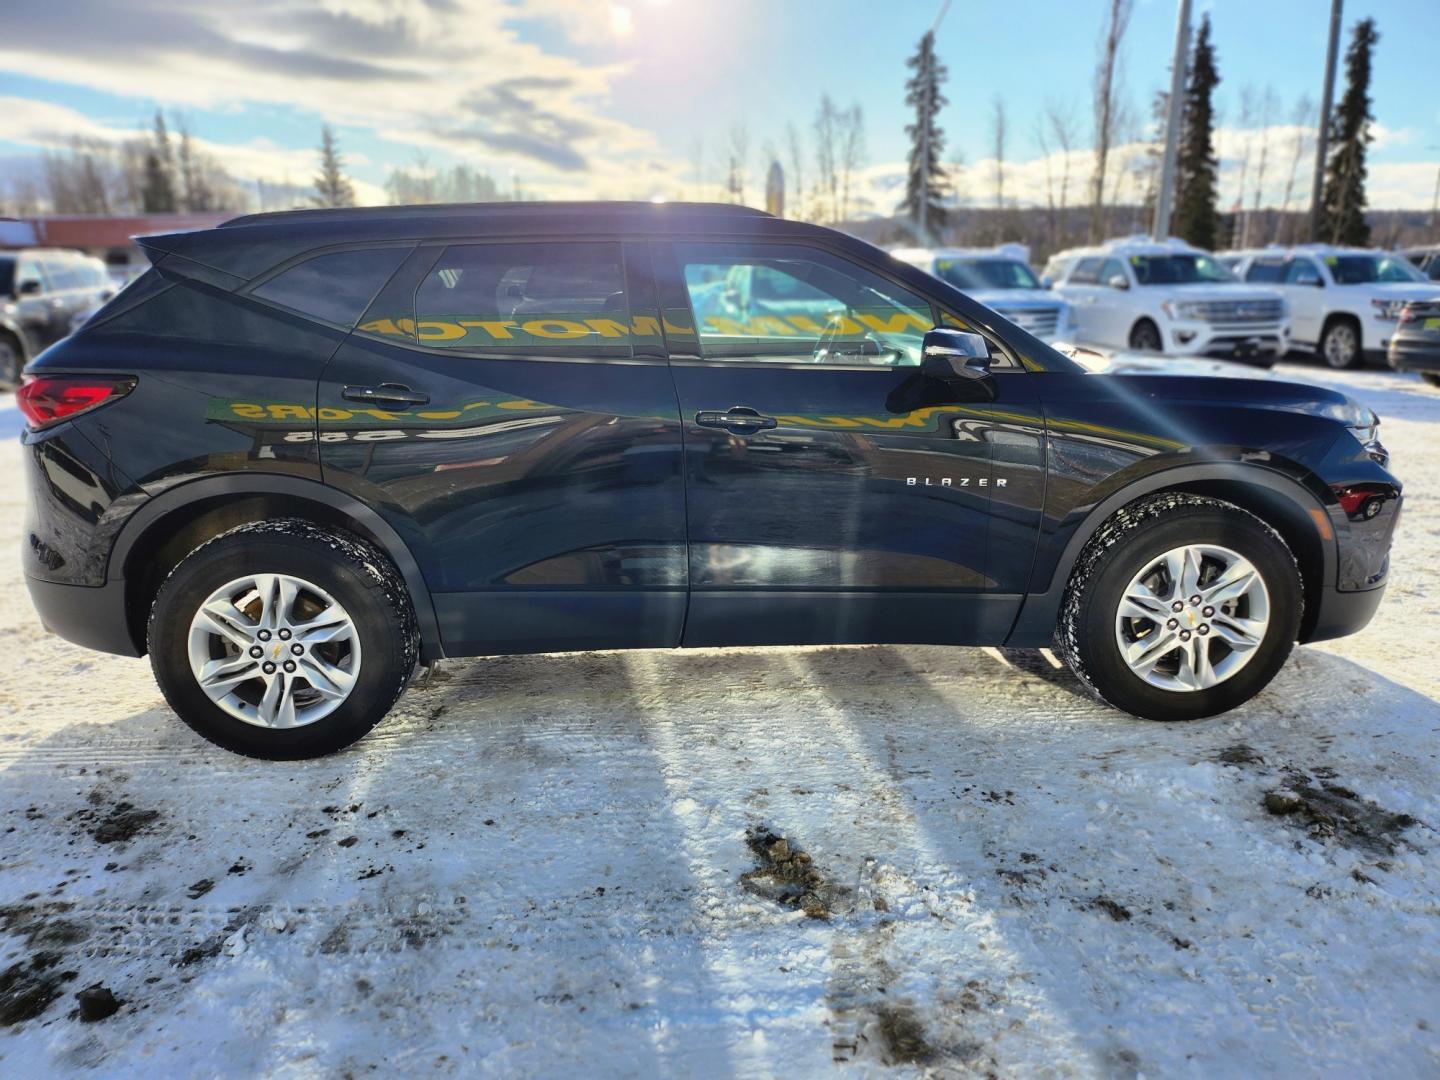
[253,247,409,327]
[1245,261,1287,283]
[0,257,13,297]
[412,242,629,353]
[675,242,932,366]
[1132,253,1234,285]
[936,258,1040,290]
[1285,259,1322,285]
[1067,258,1104,285]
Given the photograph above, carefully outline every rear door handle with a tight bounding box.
[695,407,778,434]
[342,383,430,408]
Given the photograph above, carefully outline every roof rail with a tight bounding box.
[219,200,771,229]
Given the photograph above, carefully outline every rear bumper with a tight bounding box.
[25,575,141,657]
[1387,338,1440,372]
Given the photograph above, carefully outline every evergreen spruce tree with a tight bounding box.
[140,110,178,213]
[901,30,950,235]
[313,125,357,208]
[1319,18,1378,245]
[1173,15,1220,250]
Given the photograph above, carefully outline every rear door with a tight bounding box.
[654,238,1043,648]
[1283,257,1326,343]
[314,239,688,658]
[1059,257,1106,344]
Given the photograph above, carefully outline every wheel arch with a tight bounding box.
[1006,462,1335,647]
[111,474,443,663]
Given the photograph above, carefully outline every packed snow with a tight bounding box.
[0,364,1437,1077]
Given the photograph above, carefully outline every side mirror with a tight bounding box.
[17,279,42,297]
[921,328,992,381]
[1106,274,1130,290]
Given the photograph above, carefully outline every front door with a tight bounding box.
[316,239,688,657]
[653,240,1043,648]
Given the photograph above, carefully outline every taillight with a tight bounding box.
[16,375,135,431]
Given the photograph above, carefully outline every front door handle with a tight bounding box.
[342,383,430,408]
[695,406,778,434]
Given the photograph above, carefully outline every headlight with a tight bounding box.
[1371,299,1406,321]
[1161,300,1204,321]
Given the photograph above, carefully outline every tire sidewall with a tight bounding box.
[150,537,410,758]
[1075,509,1301,721]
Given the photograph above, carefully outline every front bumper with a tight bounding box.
[25,575,141,657]
[1302,581,1388,643]
[1167,319,1290,362]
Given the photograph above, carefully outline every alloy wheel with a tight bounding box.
[1323,323,1359,368]
[1113,544,1270,692]
[186,573,361,729]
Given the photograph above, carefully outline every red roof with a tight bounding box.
[12,213,237,249]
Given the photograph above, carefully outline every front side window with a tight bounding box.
[44,259,82,291]
[1067,258,1104,285]
[1099,259,1130,287]
[412,242,631,354]
[1285,259,1322,286]
[674,242,932,366]
[1131,253,1234,285]
[253,247,409,328]
[936,258,1040,291]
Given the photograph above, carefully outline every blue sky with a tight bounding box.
[1,0,1436,211]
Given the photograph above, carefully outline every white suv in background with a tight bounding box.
[1050,237,1289,365]
[1225,245,1440,368]
[891,244,1075,343]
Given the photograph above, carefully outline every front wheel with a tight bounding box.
[1420,371,1440,389]
[1128,320,1163,353]
[148,520,418,758]
[1320,319,1362,369]
[1056,494,1302,721]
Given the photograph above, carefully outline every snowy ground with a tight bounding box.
[1,364,1438,1077]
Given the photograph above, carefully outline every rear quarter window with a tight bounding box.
[251,247,410,328]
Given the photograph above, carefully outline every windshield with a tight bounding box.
[1328,254,1425,284]
[935,257,1040,291]
[1132,254,1235,285]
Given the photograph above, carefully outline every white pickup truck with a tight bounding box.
[1048,236,1290,365]
[1223,244,1440,368]
[890,244,1075,344]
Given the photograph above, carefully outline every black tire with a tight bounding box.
[148,520,418,759]
[0,332,23,388]
[1055,493,1302,722]
[1319,317,1363,369]
[1129,319,1163,353]
[1421,371,1440,389]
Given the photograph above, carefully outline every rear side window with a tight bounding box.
[413,242,630,354]
[252,247,409,328]
[1245,261,1286,283]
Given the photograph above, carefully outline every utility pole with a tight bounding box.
[1151,0,1192,240]
[918,0,951,245]
[1308,0,1342,241]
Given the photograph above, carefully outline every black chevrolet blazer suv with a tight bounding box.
[18,202,1401,758]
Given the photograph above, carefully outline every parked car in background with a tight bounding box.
[1225,244,1440,369]
[1387,300,1440,386]
[890,244,1075,343]
[1401,246,1440,282]
[1049,237,1289,365]
[0,248,116,383]
[20,202,1399,758]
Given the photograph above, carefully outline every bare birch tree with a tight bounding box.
[991,95,1007,212]
[1089,0,1134,242]
[1275,94,1315,242]
[1047,101,1079,249]
[838,104,866,221]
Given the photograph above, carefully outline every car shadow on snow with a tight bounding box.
[0,643,1437,1074]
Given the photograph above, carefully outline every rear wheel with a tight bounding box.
[1056,494,1302,721]
[148,520,418,758]
[1319,318,1363,369]
[1129,319,1163,353]
[0,332,23,388]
